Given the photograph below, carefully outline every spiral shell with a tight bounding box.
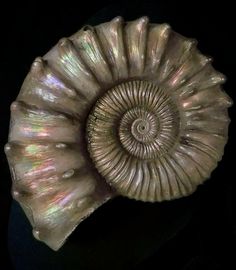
[5,16,232,250]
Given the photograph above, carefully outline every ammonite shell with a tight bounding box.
[5,16,232,250]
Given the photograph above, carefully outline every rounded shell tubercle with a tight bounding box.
[5,16,232,250]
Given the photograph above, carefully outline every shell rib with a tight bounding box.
[5,16,232,250]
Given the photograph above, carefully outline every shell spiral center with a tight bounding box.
[87,80,180,187]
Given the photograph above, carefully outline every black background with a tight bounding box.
[0,1,235,269]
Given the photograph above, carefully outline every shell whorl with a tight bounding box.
[5,16,232,249]
[87,80,181,201]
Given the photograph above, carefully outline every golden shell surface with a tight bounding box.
[5,16,232,250]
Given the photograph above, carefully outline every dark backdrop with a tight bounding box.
[0,1,235,269]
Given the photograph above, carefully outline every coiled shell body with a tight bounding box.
[5,16,232,250]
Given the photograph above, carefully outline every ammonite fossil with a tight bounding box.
[5,16,232,250]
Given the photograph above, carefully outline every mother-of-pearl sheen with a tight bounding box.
[5,16,232,250]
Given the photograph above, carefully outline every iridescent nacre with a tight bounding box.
[5,16,232,250]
